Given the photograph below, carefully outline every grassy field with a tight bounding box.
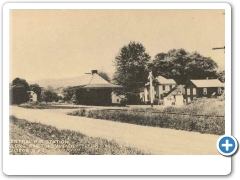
[10,116,148,155]
[68,99,225,135]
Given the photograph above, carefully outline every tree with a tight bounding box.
[41,90,53,102]
[217,70,225,82]
[62,86,74,102]
[41,86,58,102]
[29,84,42,101]
[98,71,111,82]
[113,41,151,104]
[152,49,218,84]
[10,78,30,104]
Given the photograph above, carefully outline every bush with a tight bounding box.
[68,105,225,135]
[120,99,127,106]
[19,102,50,109]
[153,98,159,105]
[67,108,86,116]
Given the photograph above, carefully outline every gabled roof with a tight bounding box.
[155,76,176,85]
[68,73,123,90]
[190,79,224,88]
[163,85,183,97]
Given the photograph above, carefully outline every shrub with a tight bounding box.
[19,102,50,109]
[153,98,159,105]
[120,99,127,106]
[68,105,225,135]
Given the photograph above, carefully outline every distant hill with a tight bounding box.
[31,76,85,88]
[32,72,114,88]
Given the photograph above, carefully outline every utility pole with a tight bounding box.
[148,71,153,107]
[212,46,225,53]
[212,45,225,98]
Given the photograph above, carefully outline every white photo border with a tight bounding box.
[3,2,231,175]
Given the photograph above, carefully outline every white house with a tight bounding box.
[145,76,177,103]
[112,93,125,104]
[163,85,184,106]
[28,91,37,102]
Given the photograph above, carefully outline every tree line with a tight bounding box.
[9,78,62,105]
[112,41,225,103]
[10,41,224,105]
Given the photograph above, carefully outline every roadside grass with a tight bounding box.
[68,99,224,135]
[161,98,225,116]
[10,123,68,155]
[9,116,148,155]
[19,102,79,109]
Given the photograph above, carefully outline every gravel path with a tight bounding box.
[9,106,220,155]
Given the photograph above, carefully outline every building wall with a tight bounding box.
[185,83,197,103]
[145,83,177,102]
[163,95,184,106]
[185,82,224,103]
[163,96,173,106]
[175,95,184,105]
[158,84,176,100]
[112,93,125,104]
[31,94,37,102]
[29,91,37,102]
[76,89,112,106]
[112,93,120,104]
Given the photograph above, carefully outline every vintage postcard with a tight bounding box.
[3,2,233,175]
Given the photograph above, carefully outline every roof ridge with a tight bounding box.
[88,73,95,84]
[191,79,220,81]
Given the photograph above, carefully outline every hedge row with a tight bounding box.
[68,109,224,135]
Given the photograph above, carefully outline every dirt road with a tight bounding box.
[9,106,220,155]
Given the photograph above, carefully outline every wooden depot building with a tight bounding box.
[68,70,122,106]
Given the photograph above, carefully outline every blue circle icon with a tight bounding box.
[217,135,238,156]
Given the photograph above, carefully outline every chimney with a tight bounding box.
[91,70,98,74]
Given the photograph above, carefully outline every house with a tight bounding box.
[28,91,37,102]
[112,93,125,104]
[163,85,184,106]
[68,70,122,106]
[139,87,147,102]
[145,76,177,102]
[184,79,224,103]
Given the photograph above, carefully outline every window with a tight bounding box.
[193,88,196,95]
[187,88,190,95]
[117,99,119,103]
[170,85,172,90]
[166,85,170,91]
[218,87,222,94]
[162,85,165,91]
[203,88,207,95]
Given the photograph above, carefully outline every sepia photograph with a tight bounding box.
[8,7,226,156]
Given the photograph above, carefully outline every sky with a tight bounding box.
[10,9,225,83]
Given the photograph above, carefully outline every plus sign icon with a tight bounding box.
[217,135,238,156]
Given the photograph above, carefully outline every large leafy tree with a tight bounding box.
[62,86,74,102]
[41,86,59,102]
[98,71,111,82]
[152,49,218,84]
[10,78,30,104]
[113,41,151,103]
